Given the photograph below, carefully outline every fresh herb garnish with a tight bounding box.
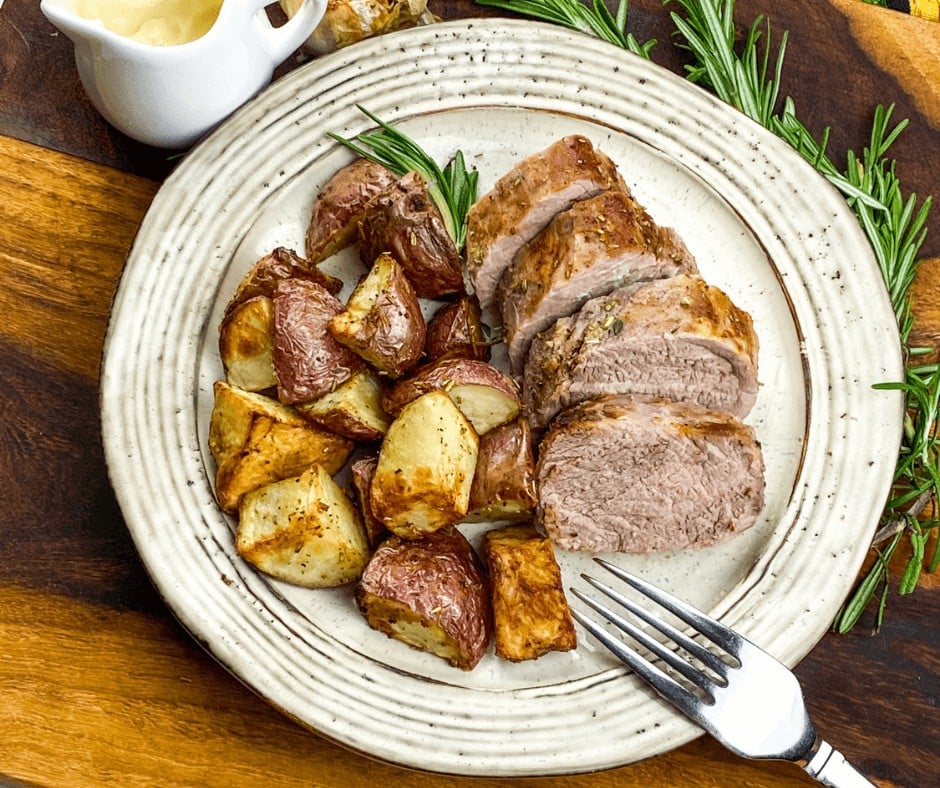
[329,105,478,250]
[475,0,936,631]
[475,0,656,57]
[664,0,936,633]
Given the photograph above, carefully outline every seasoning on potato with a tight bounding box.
[483,524,577,662]
[237,464,371,588]
[356,525,492,670]
[370,390,478,539]
[208,381,353,514]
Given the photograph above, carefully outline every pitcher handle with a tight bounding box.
[247,0,327,64]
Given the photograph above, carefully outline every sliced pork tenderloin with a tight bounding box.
[498,189,697,374]
[537,395,765,553]
[523,274,759,429]
[465,135,627,310]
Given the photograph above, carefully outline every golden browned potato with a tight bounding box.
[208,381,353,513]
[303,158,398,263]
[483,524,577,662]
[228,247,342,313]
[382,357,521,435]
[358,171,464,299]
[424,294,491,363]
[219,295,277,392]
[349,455,387,547]
[237,465,370,587]
[272,278,364,404]
[328,253,426,378]
[356,525,492,670]
[464,417,538,523]
[281,0,429,56]
[297,367,390,442]
[370,390,478,539]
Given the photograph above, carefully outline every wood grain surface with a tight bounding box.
[0,0,937,786]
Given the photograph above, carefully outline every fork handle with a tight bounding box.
[802,739,875,787]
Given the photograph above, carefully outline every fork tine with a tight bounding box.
[595,558,742,655]
[579,574,730,682]
[568,603,701,714]
[571,585,716,693]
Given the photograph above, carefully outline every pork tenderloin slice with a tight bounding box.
[465,135,628,310]
[499,190,697,375]
[523,274,759,428]
[537,396,765,553]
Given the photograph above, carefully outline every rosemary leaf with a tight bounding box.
[475,0,657,57]
[329,105,478,249]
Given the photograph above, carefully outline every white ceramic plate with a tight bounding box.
[100,20,904,776]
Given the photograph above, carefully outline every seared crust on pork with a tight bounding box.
[523,274,759,428]
[498,190,697,374]
[537,395,765,553]
[466,135,627,310]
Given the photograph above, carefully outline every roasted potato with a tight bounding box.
[370,390,478,539]
[237,464,370,587]
[349,455,387,547]
[303,158,398,263]
[424,294,491,363]
[328,252,426,378]
[464,417,538,522]
[281,0,429,56]
[208,381,353,513]
[228,247,342,313]
[483,524,577,662]
[219,295,277,392]
[272,278,364,404]
[382,357,521,435]
[356,525,492,670]
[297,368,390,441]
[358,171,464,299]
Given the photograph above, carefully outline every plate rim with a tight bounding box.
[99,18,904,776]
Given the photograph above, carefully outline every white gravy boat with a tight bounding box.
[41,0,327,148]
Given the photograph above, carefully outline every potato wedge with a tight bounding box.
[228,247,342,313]
[424,294,491,363]
[483,524,577,662]
[358,171,464,299]
[304,158,398,263]
[272,278,363,404]
[208,381,353,513]
[464,417,538,523]
[297,368,390,442]
[328,252,426,378]
[237,465,370,587]
[370,390,478,539]
[350,455,387,547]
[382,358,521,435]
[356,526,492,670]
[219,295,277,392]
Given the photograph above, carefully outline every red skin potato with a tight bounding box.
[272,278,363,404]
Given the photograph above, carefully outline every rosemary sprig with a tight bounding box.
[475,0,656,57]
[663,0,936,632]
[481,0,936,631]
[329,105,478,249]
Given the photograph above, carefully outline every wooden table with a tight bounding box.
[1,2,937,786]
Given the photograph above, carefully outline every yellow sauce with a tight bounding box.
[73,0,224,46]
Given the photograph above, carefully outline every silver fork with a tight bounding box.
[571,558,875,787]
